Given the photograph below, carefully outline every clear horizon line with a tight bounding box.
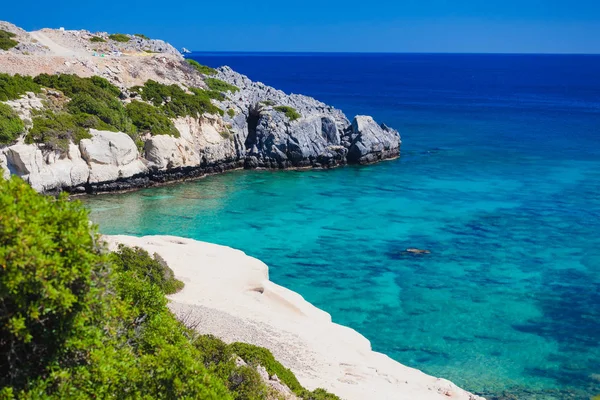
[187,50,600,56]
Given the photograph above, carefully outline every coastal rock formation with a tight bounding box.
[105,235,485,400]
[216,66,400,168]
[0,22,400,194]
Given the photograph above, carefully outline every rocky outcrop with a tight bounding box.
[216,66,400,168]
[79,130,147,184]
[344,116,402,164]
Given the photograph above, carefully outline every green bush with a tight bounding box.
[186,59,217,76]
[33,74,135,138]
[111,245,184,295]
[134,33,150,40]
[227,108,236,118]
[89,36,105,43]
[0,103,24,144]
[229,343,339,400]
[126,100,180,137]
[108,33,130,43]
[205,78,240,94]
[0,29,18,51]
[34,74,121,100]
[132,80,224,117]
[274,105,301,121]
[0,176,109,389]
[0,73,41,101]
[260,100,276,107]
[27,110,92,152]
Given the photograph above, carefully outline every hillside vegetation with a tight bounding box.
[0,72,237,150]
[0,176,339,400]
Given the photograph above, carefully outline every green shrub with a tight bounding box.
[186,59,217,76]
[108,33,130,43]
[260,100,276,106]
[111,245,184,295]
[34,74,135,136]
[126,100,180,137]
[0,176,109,388]
[274,105,301,121]
[134,33,150,40]
[229,365,270,399]
[89,36,106,43]
[0,73,41,101]
[229,342,303,394]
[0,29,18,51]
[229,343,339,400]
[205,78,240,94]
[227,108,235,118]
[27,110,92,152]
[132,80,224,117]
[34,74,120,100]
[0,103,24,144]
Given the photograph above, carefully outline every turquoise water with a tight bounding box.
[84,54,600,399]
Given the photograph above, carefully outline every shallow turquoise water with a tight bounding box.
[84,54,600,399]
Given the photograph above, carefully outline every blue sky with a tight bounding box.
[4,0,600,53]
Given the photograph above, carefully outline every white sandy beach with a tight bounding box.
[105,235,483,400]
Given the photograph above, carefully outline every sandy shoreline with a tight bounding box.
[104,235,483,400]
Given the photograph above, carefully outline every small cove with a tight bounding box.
[84,53,600,399]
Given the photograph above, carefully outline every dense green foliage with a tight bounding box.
[134,33,150,40]
[34,74,121,99]
[27,110,92,152]
[126,100,180,137]
[186,59,218,76]
[0,30,18,51]
[0,73,41,101]
[274,105,301,121]
[0,177,109,389]
[0,103,24,144]
[205,78,240,94]
[89,36,106,43]
[0,176,339,400]
[227,108,236,118]
[132,80,224,117]
[110,245,184,294]
[108,33,130,43]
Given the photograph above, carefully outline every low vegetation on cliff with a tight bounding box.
[0,176,339,399]
[108,33,130,43]
[186,59,218,76]
[0,73,236,151]
[89,36,105,43]
[0,29,18,51]
[131,79,225,117]
[0,73,40,101]
[205,77,240,93]
[0,103,24,144]
[274,105,301,121]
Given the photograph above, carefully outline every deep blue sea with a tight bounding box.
[84,53,600,399]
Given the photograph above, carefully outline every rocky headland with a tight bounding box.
[0,22,400,194]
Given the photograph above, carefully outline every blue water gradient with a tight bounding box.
[84,54,600,399]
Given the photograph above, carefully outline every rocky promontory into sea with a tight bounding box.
[0,22,400,194]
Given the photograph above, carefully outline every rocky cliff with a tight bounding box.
[0,22,400,194]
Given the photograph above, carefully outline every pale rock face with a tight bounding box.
[146,115,237,171]
[79,129,138,166]
[79,130,147,184]
[4,144,89,192]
